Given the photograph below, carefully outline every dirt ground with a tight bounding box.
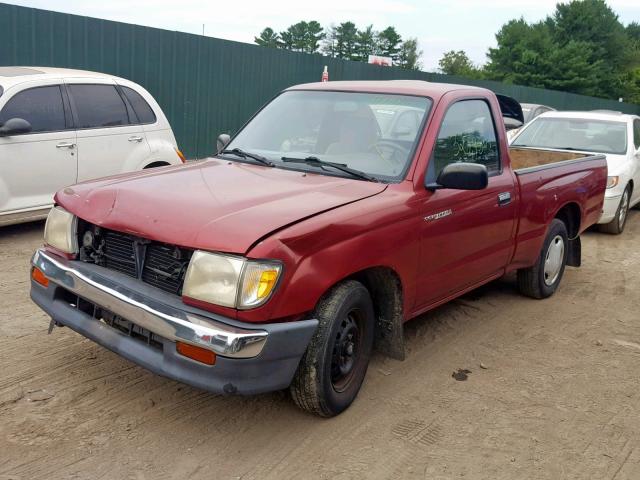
[1,212,639,480]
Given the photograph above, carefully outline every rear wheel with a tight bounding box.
[517,218,569,299]
[290,280,375,417]
[599,186,630,235]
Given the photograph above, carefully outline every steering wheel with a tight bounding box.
[369,140,410,171]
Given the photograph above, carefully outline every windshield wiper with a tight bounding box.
[220,148,274,166]
[281,156,379,182]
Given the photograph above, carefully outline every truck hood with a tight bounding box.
[56,159,387,254]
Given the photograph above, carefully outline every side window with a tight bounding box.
[432,99,500,176]
[634,119,640,150]
[0,86,66,133]
[121,86,157,124]
[68,84,129,129]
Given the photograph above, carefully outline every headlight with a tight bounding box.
[183,251,282,309]
[607,176,619,189]
[44,206,78,254]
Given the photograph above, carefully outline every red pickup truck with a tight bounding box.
[30,81,607,417]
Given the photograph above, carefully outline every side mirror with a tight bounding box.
[0,118,32,137]
[427,163,488,191]
[216,133,230,153]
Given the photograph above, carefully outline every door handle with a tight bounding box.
[56,142,76,149]
[128,136,144,143]
[498,192,512,206]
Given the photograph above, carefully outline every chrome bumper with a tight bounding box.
[32,249,268,358]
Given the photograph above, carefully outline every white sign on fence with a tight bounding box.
[368,55,393,67]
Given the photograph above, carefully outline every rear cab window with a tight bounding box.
[0,85,67,134]
[428,99,500,181]
[67,84,130,129]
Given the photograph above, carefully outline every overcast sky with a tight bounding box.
[6,0,640,70]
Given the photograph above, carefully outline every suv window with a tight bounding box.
[634,119,640,150]
[0,85,66,133]
[122,86,156,124]
[432,99,500,176]
[68,84,129,129]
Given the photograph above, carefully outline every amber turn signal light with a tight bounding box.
[176,341,216,365]
[32,267,49,287]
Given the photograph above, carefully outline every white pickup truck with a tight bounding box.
[0,67,185,227]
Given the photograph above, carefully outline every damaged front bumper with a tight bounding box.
[30,249,317,395]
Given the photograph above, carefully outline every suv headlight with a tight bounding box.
[44,206,78,254]
[183,251,282,309]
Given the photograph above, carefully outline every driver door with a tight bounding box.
[0,81,77,216]
[414,98,517,309]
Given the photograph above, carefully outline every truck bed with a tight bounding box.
[507,146,608,272]
[510,147,597,173]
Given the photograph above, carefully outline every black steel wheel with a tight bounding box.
[290,280,375,417]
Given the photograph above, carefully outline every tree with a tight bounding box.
[254,27,279,48]
[335,21,358,60]
[485,19,557,87]
[355,25,377,62]
[398,38,422,70]
[281,21,309,52]
[438,50,477,76]
[321,24,338,57]
[551,0,631,97]
[377,26,402,64]
[305,21,325,53]
[628,22,640,44]
[279,29,294,50]
[485,1,640,100]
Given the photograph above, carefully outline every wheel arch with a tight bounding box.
[143,161,171,169]
[345,266,405,361]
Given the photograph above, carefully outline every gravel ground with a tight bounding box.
[1,212,639,480]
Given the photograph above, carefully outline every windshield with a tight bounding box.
[225,90,432,181]
[512,117,627,155]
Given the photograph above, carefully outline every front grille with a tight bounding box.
[78,223,193,296]
[142,243,191,294]
[103,230,137,277]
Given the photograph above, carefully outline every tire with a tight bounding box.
[599,185,631,235]
[517,218,569,299]
[290,280,375,417]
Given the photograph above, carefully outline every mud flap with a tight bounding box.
[567,236,581,267]
[375,316,405,361]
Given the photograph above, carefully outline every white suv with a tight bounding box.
[0,67,185,226]
[511,110,640,234]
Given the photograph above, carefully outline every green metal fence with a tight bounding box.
[1,2,639,158]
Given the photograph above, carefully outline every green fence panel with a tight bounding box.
[1,2,639,158]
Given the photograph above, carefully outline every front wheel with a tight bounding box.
[517,218,569,299]
[599,186,630,235]
[290,280,375,417]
